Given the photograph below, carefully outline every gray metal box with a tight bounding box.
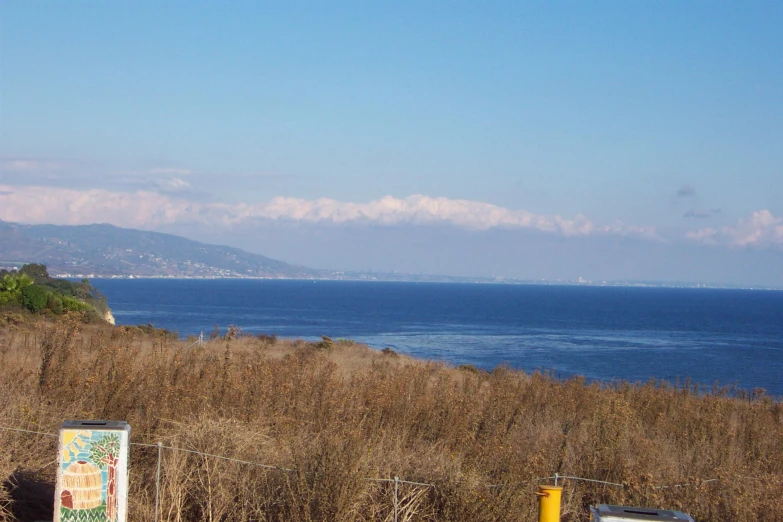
[590,504,695,522]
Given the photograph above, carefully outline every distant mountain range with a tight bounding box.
[0,220,503,282]
[0,220,326,279]
[1,220,743,287]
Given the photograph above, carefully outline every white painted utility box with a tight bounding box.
[54,420,131,522]
[590,504,695,522]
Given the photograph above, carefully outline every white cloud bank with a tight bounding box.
[0,184,658,239]
[687,210,783,247]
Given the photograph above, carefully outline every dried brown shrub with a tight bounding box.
[0,319,781,521]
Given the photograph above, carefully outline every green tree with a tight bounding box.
[46,293,64,314]
[62,295,92,312]
[0,291,16,306]
[0,273,34,306]
[20,263,50,283]
[21,285,49,313]
[0,274,16,294]
[0,265,106,320]
[0,273,33,293]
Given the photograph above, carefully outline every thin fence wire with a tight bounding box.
[366,477,435,488]
[0,423,724,519]
[0,426,57,438]
[488,475,558,488]
[556,474,625,487]
[654,479,719,489]
[0,424,724,489]
[134,442,296,472]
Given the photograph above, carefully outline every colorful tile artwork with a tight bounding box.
[54,422,130,522]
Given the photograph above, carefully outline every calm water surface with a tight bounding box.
[91,279,783,397]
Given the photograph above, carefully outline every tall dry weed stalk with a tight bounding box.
[0,319,781,521]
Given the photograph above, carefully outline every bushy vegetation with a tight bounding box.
[0,264,106,320]
[0,318,781,521]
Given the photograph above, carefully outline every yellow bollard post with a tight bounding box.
[537,485,563,522]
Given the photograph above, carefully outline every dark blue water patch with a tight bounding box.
[91,279,783,398]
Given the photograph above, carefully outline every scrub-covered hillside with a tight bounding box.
[0,263,109,322]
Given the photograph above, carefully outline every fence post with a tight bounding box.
[394,476,399,522]
[537,485,563,522]
[154,441,162,522]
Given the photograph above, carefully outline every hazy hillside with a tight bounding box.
[0,220,512,282]
[0,220,324,278]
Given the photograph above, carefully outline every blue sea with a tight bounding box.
[91,279,783,398]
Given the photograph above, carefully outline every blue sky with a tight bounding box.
[1,2,782,285]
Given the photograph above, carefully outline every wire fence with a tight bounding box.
[0,424,721,522]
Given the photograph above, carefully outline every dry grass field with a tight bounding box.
[1,312,781,521]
